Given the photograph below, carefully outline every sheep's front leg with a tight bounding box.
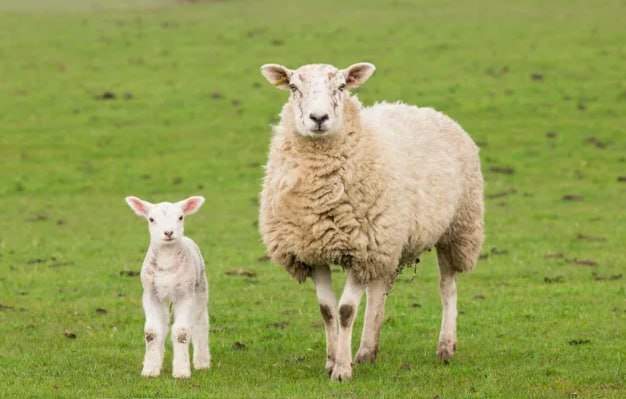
[192,292,211,370]
[436,251,458,361]
[311,265,338,375]
[354,278,387,364]
[172,297,194,378]
[142,291,169,377]
[331,271,365,382]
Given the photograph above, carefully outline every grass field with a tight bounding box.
[0,0,625,397]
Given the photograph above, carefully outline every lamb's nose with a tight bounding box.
[309,113,329,124]
[164,231,173,238]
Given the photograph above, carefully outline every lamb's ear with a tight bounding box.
[260,64,293,90]
[178,196,205,215]
[342,62,376,89]
[125,196,152,217]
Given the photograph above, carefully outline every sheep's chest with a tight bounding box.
[151,258,193,302]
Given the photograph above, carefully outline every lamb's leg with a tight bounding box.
[192,293,211,370]
[354,278,387,364]
[331,270,365,382]
[436,250,457,361]
[171,297,194,378]
[311,265,338,375]
[141,291,169,377]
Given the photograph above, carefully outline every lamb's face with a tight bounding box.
[125,196,205,246]
[261,62,376,138]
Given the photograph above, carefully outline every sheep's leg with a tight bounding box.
[191,293,211,370]
[354,278,387,364]
[331,270,365,382]
[171,297,194,378]
[141,291,169,377]
[311,265,338,375]
[436,250,457,361]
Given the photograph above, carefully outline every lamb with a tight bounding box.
[258,63,484,381]
[125,195,210,378]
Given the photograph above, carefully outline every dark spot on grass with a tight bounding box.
[25,214,48,222]
[96,91,116,100]
[256,255,271,263]
[0,304,15,311]
[247,161,261,169]
[211,91,223,99]
[530,72,543,80]
[27,258,48,264]
[141,174,151,180]
[172,177,183,185]
[591,272,622,281]
[411,303,422,308]
[64,331,77,339]
[566,258,598,267]
[252,82,262,88]
[577,101,586,111]
[225,268,256,277]
[475,140,487,147]
[479,253,489,260]
[544,276,564,283]
[618,176,626,182]
[585,136,609,149]
[271,39,284,46]
[568,339,590,346]
[50,261,73,268]
[232,341,247,350]
[490,247,508,256]
[231,98,241,106]
[311,321,323,328]
[474,294,485,300]
[562,194,583,202]
[489,166,514,175]
[120,270,140,277]
[267,321,289,329]
[124,92,134,100]
[577,233,606,241]
[487,189,516,199]
[544,252,564,259]
[56,219,66,226]
[545,131,557,138]
[400,362,412,370]
[96,308,108,314]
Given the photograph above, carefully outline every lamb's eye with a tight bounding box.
[178,216,183,221]
[338,83,346,91]
[289,83,297,92]
[149,217,154,223]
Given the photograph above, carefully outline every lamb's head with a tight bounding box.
[261,62,376,137]
[125,196,205,246]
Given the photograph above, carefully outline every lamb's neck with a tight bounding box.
[149,241,186,272]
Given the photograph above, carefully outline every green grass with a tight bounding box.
[1,0,624,397]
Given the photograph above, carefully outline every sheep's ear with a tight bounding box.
[125,196,152,217]
[342,62,376,89]
[260,64,293,90]
[178,196,205,215]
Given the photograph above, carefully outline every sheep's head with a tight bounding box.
[261,62,375,137]
[125,196,205,246]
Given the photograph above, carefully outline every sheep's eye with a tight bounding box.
[149,217,154,223]
[338,83,346,91]
[289,83,297,92]
[178,215,183,221]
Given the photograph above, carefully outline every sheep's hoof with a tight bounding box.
[330,362,353,382]
[193,358,211,370]
[354,347,378,364]
[325,359,335,376]
[141,367,161,377]
[436,341,457,362]
[172,368,192,379]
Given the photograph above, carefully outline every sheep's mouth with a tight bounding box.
[311,128,328,134]
[162,237,176,242]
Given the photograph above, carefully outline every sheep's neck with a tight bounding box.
[151,242,184,272]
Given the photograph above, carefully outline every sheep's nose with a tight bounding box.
[164,231,174,238]
[309,113,329,124]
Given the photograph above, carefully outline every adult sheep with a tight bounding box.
[258,62,484,381]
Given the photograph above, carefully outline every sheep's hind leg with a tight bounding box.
[192,293,211,370]
[435,249,457,361]
[331,270,365,382]
[354,278,387,364]
[312,265,338,375]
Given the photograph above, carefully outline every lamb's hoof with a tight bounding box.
[194,357,211,370]
[330,362,353,382]
[325,358,335,376]
[172,368,191,379]
[436,341,457,363]
[354,348,378,364]
[141,367,161,377]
